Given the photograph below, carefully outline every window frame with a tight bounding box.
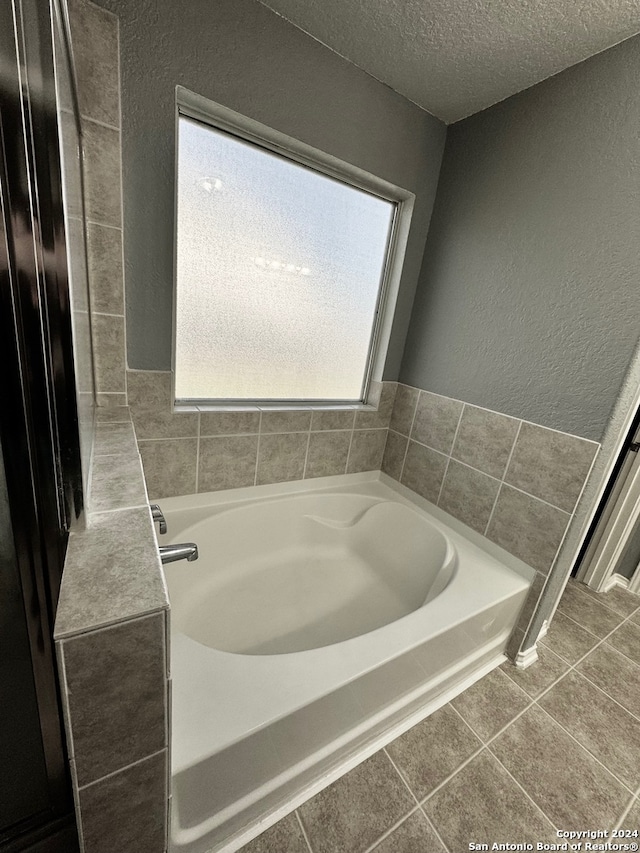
[173,86,415,410]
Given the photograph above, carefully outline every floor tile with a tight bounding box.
[557,582,624,638]
[575,583,640,618]
[239,812,308,853]
[423,750,555,852]
[450,668,530,741]
[540,611,600,664]
[619,798,640,831]
[577,644,640,718]
[385,704,482,800]
[539,670,640,789]
[500,645,569,698]
[491,705,627,830]
[370,810,446,853]
[297,751,414,853]
[605,619,640,666]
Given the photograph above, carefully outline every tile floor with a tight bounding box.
[239,580,640,853]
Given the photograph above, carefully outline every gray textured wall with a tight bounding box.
[95,0,446,375]
[401,35,640,442]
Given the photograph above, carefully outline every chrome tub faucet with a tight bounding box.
[159,543,199,564]
[150,504,167,534]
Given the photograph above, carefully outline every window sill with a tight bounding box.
[174,402,380,415]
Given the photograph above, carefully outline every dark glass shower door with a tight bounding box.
[0,0,82,848]
[0,445,51,835]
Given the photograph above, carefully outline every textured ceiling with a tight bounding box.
[258,0,640,123]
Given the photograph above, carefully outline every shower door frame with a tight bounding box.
[576,416,640,592]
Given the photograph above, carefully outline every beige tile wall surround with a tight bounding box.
[382,382,600,658]
[68,0,127,403]
[129,370,396,499]
[383,384,599,574]
[55,407,169,852]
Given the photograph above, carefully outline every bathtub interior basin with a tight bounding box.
[165,495,456,654]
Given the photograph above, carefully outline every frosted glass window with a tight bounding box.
[175,116,395,402]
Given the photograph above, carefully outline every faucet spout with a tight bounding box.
[159,543,198,564]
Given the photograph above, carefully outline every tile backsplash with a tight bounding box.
[129,370,396,499]
[383,385,599,577]
[383,383,599,653]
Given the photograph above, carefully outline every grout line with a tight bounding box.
[417,805,452,853]
[486,747,560,831]
[90,310,125,319]
[419,743,487,804]
[489,478,573,515]
[435,405,464,507]
[398,391,423,483]
[194,413,201,493]
[485,419,524,535]
[575,666,640,724]
[447,701,497,746]
[254,412,262,487]
[483,482,503,537]
[459,701,536,752]
[598,637,640,671]
[448,403,465,458]
[80,113,120,133]
[362,750,426,853]
[54,603,169,643]
[389,386,418,439]
[136,436,198,443]
[499,417,523,482]
[302,427,312,479]
[538,506,578,597]
[346,422,356,473]
[57,646,77,762]
[435,455,451,506]
[146,431,259,440]
[86,218,122,231]
[362,806,422,853]
[532,703,637,793]
[613,786,640,831]
[382,748,420,806]
[295,810,314,853]
[78,747,167,791]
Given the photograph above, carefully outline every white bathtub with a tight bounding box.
[159,472,533,853]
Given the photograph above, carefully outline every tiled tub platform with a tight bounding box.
[54,408,170,853]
